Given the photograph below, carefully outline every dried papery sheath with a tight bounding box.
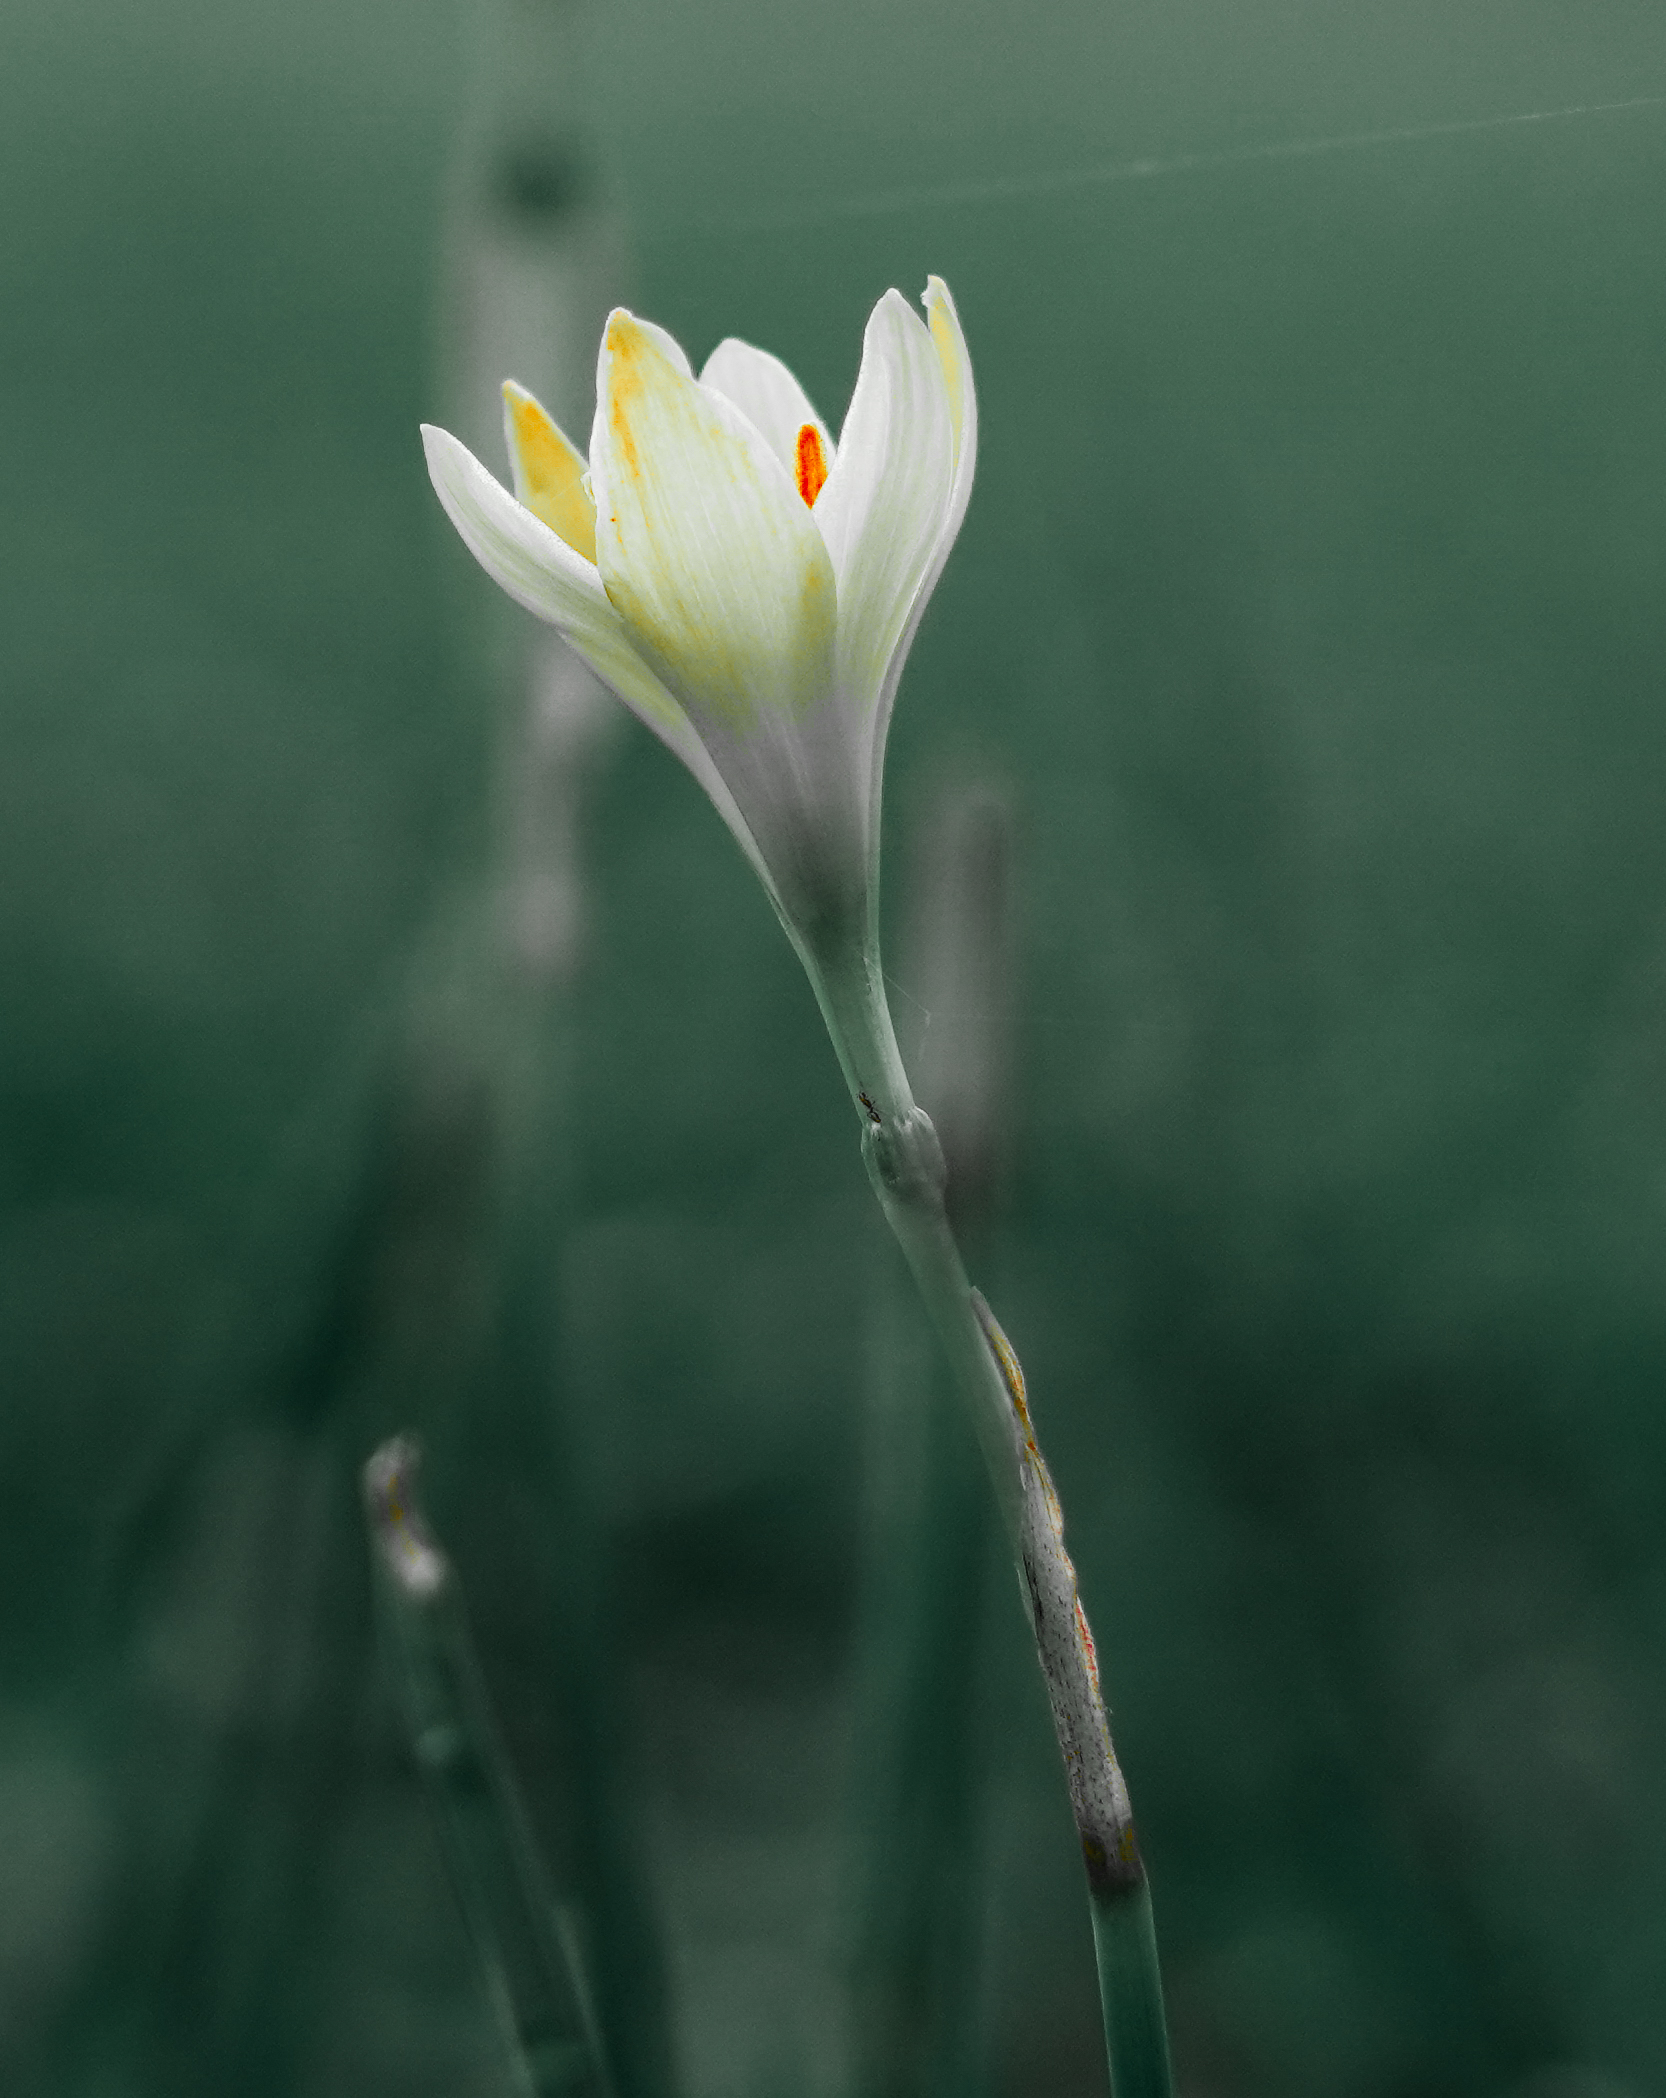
[363,1438,613,2098]
[972,1295,1139,1894]
[970,1303,1172,2095]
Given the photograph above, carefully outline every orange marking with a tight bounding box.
[795,423,828,506]
[1075,1597,1102,1695]
[986,1315,1035,1441]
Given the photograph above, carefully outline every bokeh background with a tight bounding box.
[5,1,1666,2093]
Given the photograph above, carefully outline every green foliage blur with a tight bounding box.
[4,0,1666,2093]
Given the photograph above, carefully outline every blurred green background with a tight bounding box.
[4,0,1666,2092]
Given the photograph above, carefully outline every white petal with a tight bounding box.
[597,311,693,392]
[422,421,777,894]
[812,289,955,718]
[862,279,979,795]
[699,338,833,485]
[501,381,596,562]
[591,315,872,934]
[920,275,978,586]
[589,311,837,736]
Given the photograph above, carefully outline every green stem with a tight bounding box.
[1091,1884,1175,2098]
[799,938,1018,1528]
[800,932,1174,2098]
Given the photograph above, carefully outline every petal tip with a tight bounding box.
[420,422,465,474]
[601,310,663,406]
[599,309,695,388]
[698,334,744,379]
[602,308,650,361]
[501,381,556,448]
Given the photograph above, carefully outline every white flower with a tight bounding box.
[421,279,975,952]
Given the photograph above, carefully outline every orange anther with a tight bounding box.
[795,423,828,506]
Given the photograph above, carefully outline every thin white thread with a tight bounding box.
[655,94,1666,240]
[882,970,933,1027]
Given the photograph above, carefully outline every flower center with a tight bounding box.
[795,423,829,507]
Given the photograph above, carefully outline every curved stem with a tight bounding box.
[802,931,1174,2098]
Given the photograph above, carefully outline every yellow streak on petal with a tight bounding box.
[604,312,649,483]
[503,383,597,563]
[924,278,966,459]
[597,311,837,733]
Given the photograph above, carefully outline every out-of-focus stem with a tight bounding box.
[802,928,1174,2098]
[434,1,676,2079]
[362,1437,614,2098]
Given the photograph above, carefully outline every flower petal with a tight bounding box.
[501,381,596,562]
[590,310,837,735]
[622,313,695,382]
[422,421,781,903]
[592,314,878,938]
[699,338,833,487]
[921,275,978,577]
[423,422,686,741]
[812,289,955,716]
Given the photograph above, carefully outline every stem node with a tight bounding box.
[862,1104,948,1208]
